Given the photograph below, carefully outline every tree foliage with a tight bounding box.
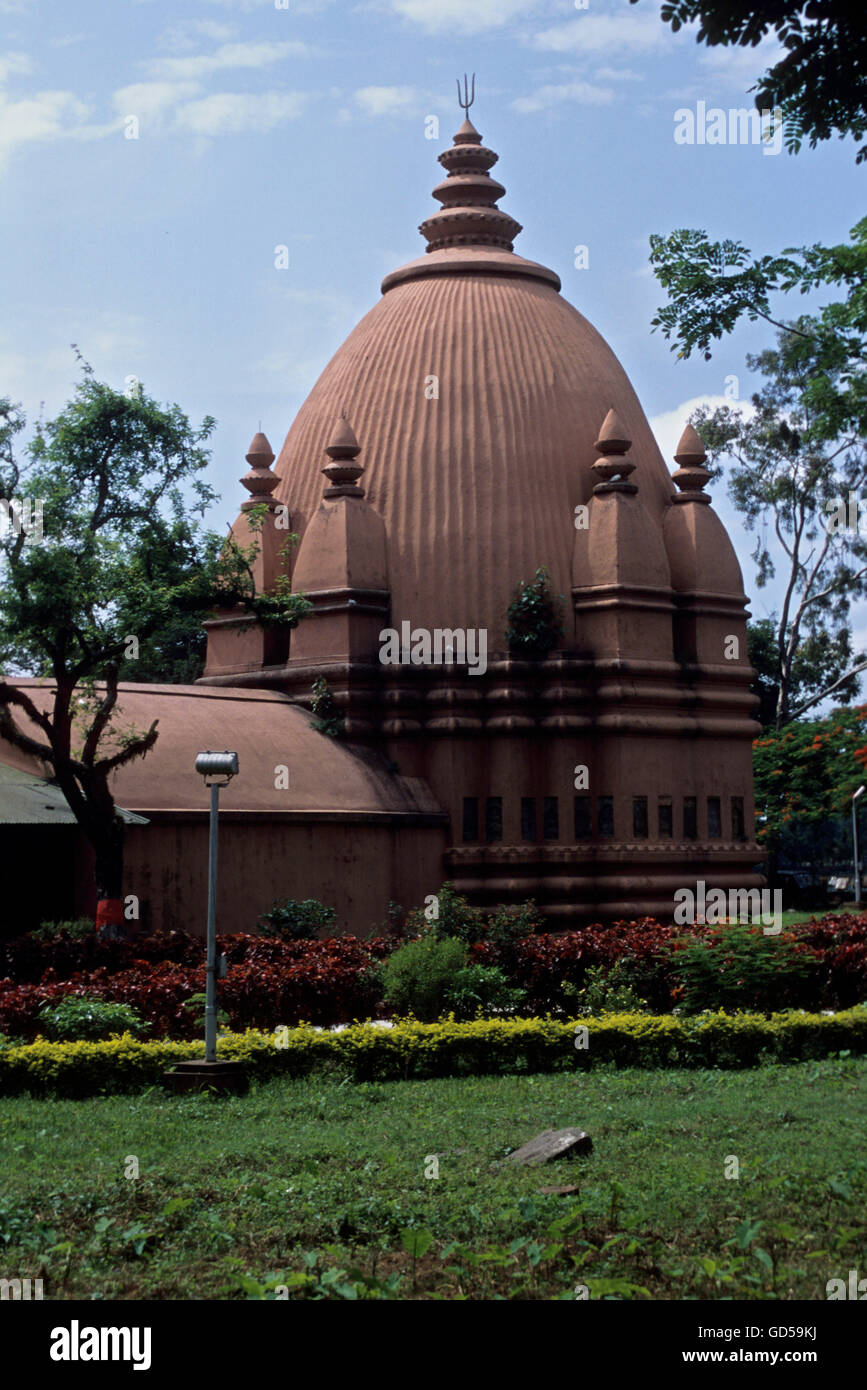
[0,358,306,908]
[648,218,867,444]
[689,323,867,726]
[633,0,867,162]
[752,706,867,858]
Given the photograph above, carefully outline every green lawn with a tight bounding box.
[2,1057,865,1300]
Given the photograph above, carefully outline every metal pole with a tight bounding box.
[205,781,220,1062]
[854,796,862,908]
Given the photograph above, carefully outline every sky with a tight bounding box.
[0,0,864,670]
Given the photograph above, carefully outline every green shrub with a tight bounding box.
[183,991,230,1032]
[37,995,149,1041]
[29,918,94,942]
[379,936,467,1021]
[485,900,542,969]
[565,961,649,1016]
[505,566,564,657]
[405,883,482,944]
[444,964,526,1020]
[310,677,345,737]
[669,925,817,1014]
[2,1009,866,1096]
[259,898,337,940]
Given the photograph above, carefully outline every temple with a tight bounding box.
[0,108,762,934]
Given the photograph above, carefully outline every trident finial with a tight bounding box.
[457,72,475,117]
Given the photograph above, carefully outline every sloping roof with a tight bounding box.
[0,682,443,817]
[0,761,148,826]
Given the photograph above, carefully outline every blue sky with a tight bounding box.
[1,0,864,659]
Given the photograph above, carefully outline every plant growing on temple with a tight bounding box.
[310,677,344,737]
[505,567,564,657]
[229,504,311,631]
[0,358,266,926]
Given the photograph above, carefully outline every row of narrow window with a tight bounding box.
[462,795,747,843]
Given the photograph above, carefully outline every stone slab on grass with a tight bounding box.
[505,1128,593,1166]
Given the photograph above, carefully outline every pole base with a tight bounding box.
[163,1060,249,1095]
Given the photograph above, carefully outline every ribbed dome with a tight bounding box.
[273,119,677,643]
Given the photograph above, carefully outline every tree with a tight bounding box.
[747,617,861,728]
[688,323,867,727]
[648,217,867,726]
[648,218,867,442]
[632,0,867,162]
[753,706,867,863]
[0,360,307,925]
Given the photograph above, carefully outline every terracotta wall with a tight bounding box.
[119,816,447,937]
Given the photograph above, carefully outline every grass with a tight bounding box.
[1,1057,866,1301]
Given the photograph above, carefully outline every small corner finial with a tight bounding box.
[457,72,475,116]
[323,414,365,498]
[591,406,636,495]
[672,422,712,503]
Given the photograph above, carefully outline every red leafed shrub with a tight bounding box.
[500,919,681,1013]
[795,914,867,1008]
[0,929,203,984]
[2,915,866,1040]
[0,936,388,1040]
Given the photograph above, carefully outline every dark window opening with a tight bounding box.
[462,797,478,843]
[707,796,722,839]
[732,796,746,842]
[598,795,614,838]
[684,796,698,840]
[485,796,503,843]
[543,796,559,840]
[521,797,537,842]
[658,796,673,838]
[633,796,648,838]
[574,794,592,839]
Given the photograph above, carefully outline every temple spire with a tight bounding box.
[418,82,522,253]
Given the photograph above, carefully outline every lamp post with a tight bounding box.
[165,751,246,1095]
[194,751,238,1062]
[853,785,865,908]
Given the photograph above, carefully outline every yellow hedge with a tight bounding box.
[1,1008,865,1096]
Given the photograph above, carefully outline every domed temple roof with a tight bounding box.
[273,115,679,642]
[0,683,441,816]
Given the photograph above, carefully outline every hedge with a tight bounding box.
[1,1007,866,1097]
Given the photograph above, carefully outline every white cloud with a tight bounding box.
[145,39,310,82]
[157,20,238,51]
[697,41,784,85]
[112,81,199,126]
[513,79,615,114]
[533,12,667,55]
[596,66,642,82]
[175,90,307,135]
[387,0,543,36]
[0,89,94,169]
[354,85,418,117]
[0,52,33,83]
